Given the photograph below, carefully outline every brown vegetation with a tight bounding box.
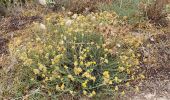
[52,0,112,14]
[0,15,42,33]
[147,0,170,26]
[0,5,7,18]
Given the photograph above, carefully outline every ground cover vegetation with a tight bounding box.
[0,0,169,99]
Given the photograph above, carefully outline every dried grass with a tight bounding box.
[147,0,170,26]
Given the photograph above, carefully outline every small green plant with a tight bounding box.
[98,0,149,24]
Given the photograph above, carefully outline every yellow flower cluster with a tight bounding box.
[52,54,63,65]
[38,63,47,73]
[11,10,146,98]
[68,74,74,81]
[82,80,88,88]
[103,71,112,84]
[85,61,96,67]
[82,72,96,82]
[74,67,82,75]
[56,83,65,90]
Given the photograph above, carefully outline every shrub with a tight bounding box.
[9,11,144,99]
[146,0,170,26]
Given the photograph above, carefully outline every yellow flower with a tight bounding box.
[115,86,118,91]
[89,93,93,97]
[68,75,74,81]
[59,40,64,45]
[120,55,128,60]
[82,49,86,52]
[103,71,110,79]
[92,91,96,95]
[100,57,104,61]
[126,69,131,74]
[123,16,128,20]
[91,42,94,45]
[64,65,68,69]
[38,63,44,70]
[80,61,84,66]
[102,44,106,47]
[45,77,48,81]
[92,61,96,65]
[85,62,92,67]
[69,90,73,95]
[80,55,84,60]
[82,72,91,78]
[83,54,87,58]
[52,55,62,64]
[90,76,96,82]
[56,85,60,90]
[134,59,139,65]
[103,78,110,84]
[42,74,45,77]
[38,63,47,73]
[57,75,61,79]
[74,67,82,75]
[48,91,52,96]
[74,61,78,66]
[118,66,125,72]
[121,91,125,95]
[97,45,100,49]
[131,75,135,80]
[114,77,119,83]
[60,83,65,90]
[109,80,112,84]
[45,53,49,59]
[135,86,140,92]
[83,90,87,95]
[30,78,34,81]
[33,69,40,74]
[126,82,130,87]
[82,81,88,88]
[48,45,52,49]
[24,59,33,66]
[54,29,58,33]
[74,37,77,40]
[88,90,96,97]
[104,59,109,63]
[140,74,145,79]
[104,48,109,52]
[137,53,141,57]
[49,76,54,81]
[108,49,112,53]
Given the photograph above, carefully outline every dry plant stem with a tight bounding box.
[147,0,170,24]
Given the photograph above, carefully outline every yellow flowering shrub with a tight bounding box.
[9,11,145,98]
